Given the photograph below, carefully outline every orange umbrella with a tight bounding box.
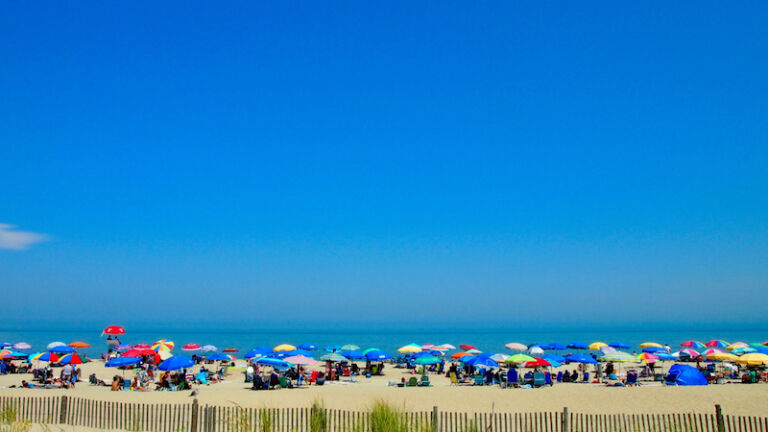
[451,352,473,359]
[68,342,90,348]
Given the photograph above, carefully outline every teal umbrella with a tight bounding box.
[319,353,349,362]
[341,344,360,351]
[413,355,441,365]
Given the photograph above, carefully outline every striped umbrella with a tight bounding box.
[681,341,705,349]
[151,339,174,352]
[58,353,87,365]
[705,340,730,349]
[726,342,750,351]
[677,349,701,358]
[599,351,641,363]
[182,344,201,351]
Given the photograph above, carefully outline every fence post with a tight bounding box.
[432,406,439,432]
[562,407,569,432]
[190,398,199,432]
[59,395,68,425]
[715,405,725,432]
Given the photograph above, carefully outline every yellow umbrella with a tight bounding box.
[737,353,768,366]
[726,342,749,351]
[708,352,739,362]
[273,344,296,352]
[588,342,607,350]
[397,344,422,354]
[639,342,662,348]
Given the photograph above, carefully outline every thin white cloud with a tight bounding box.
[0,223,50,250]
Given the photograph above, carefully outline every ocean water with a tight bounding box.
[0,328,765,359]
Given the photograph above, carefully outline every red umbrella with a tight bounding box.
[523,357,551,368]
[222,348,238,353]
[459,344,476,351]
[183,344,202,351]
[122,349,160,363]
[133,344,151,349]
[103,325,125,335]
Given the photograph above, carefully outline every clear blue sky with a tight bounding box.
[1,1,766,331]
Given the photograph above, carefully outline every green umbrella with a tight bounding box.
[362,348,381,355]
[505,353,535,364]
[319,353,349,362]
[341,344,360,351]
[413,355,441,365]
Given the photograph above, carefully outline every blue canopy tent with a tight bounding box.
[665,365,707,386]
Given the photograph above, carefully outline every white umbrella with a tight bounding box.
[490,353,510,362]
[13,342,31,350]
[201,345,218,352]
[47,342,66,350]
[529,346,544,355]
[505,343,527,351]
[440,344,456,350]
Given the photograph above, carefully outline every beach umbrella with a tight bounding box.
[283,355,317,365]
[654,352,676,361]
[639,342,662,349]
[46,342,66,350]
[543,343,566,350]
[58,353,86,365]
[466,349,482,354]
[159,355,194,371]
[200,345,217,352]
[106,356,141,367]
[459,344,476,351]
[681,341,706,349]
[245,347,272,359]
[736,353,768,366]
[319,353,349,362]
[133,343,151,349]
[13,343,31,350]
[528,346,544,355]
[273,344,296,352]
[440,344,457,350]
[705,340,730,349]
[504,343,527,351]
[703,348,725,358]
[182,344,201,351]
[749,343,765,348]
[726,342,750,351]
[413,355,442,365]
[421,344,435,350]
[365,350,392,361]
[34,352,60,362]
[298,343,317,351]
[255,357,291,368]
[523,358,551,368]
[102,325,126,335]
[506,353,536,364]
[731,347,757,355]
[341,350,365,360]
[600,351,641,363]
[397,344,422,354]
[115,344,132,352]
[362,348,380,354]
[637,353,658,363]
[542,354,566,363]
[451,352,473,359]
[50,345,75,354]
[123,349,161,363]
[0,350,26,360]
[490,353,510,362]
[222,347,238,353]
[466,357,499,368]
[706,351,739,361]
[642,346,666,353]
[325,344,342,353]
[588,342,607,351]
[341,344,360,351]
[206,353,233,361]
[286,349,315,357]
[152,339,174,352]
[68,341,90,348]
[609,342,630,349]
[567,342,588,350]
[565,354,597,364]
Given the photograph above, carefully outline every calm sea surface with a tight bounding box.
[1,328,765,358]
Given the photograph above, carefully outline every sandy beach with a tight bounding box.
[1,360,766,416]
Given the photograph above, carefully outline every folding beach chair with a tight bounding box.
[533,372,546,387]
[407,377,418,387]
[419,375,431,387]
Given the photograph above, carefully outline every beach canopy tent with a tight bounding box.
[565,354,597,364]
[609,342,630,349]
[365,350,392,361]
[158,355,194,371]
[298,343,317,351]
[665,365,707,386]
[567,342,588,350]
[102,326,126,335]
[106,356,141,367]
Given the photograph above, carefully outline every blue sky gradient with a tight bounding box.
[1,1,767,330]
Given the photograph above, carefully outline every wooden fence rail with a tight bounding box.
[0,396,764,432]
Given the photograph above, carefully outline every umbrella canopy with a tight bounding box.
[565,354,597,364]
[397,344,422,354]
[703,348,725,358]
[50,345,75,354]
[152,340,174,352]
[736,353,768,366]
[182,344,201,351]
[13,343,31,350]
[542,354,566,363]
[506,353,536,364]
[283,355,317,365]
[319,353,349,362]
[325,344,341,353]
[105,356,141,367]
[158,355,194,371]
[642,346,666,353]
[588,342,607,351]
[705,340,730,349]
[255,357,291,368]
[273,344,296,352]
[115,344,132,352]
[413,355,442,365]
[46,342,66,350]
[523,358,551,368]
[466,357,499,368]
[222,348,238,353]
[298,343,317,351]
[654,352,676,361]
[206,353,234,361]
[68,342,90,348]
[35,352,60,362]
[681,341,706,349]
[504,342,527,351]
[637,353,658,363]
[133,344,151,349]
[200,345,217,352]
[340,344,360,351]
[542,343,566,350]
[490,353,510,362]
[726,342,750,351]
[707,351,739,361]
[451,352,473,359]
[459,344,476,351]
[731,347,757,355]
[58,353,86,365]
[639,342,662,348]
[102,325,126,335]
[440,344,457,350]
[123,349,161,363]
[286,349,315,357]
[567,342,588,350]
[609,342,630,349]
[528,346,544,355]
[0,350,27,360]
[245,347,272,359]
[341,350,365,360]
[365,350,392,361]
[600,351,641,363]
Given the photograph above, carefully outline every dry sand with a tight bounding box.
[1,360,767,416]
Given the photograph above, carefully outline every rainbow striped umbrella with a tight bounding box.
[678,349,701,358]
[705,340,730,349]
[681,341,705,349]
[726,342,749,351]
[151,339,174,352]
[636,352,658,363]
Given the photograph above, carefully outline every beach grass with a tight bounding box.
[0,406,31,432]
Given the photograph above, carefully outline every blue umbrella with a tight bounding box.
[755,347,768,355]
[341,350,365,360]
[297,344,317,351]
[106,357,142,367]
[565,354,597,364]
[465,357,499,368]
[158,355,195,371]
[543,343,566,351]
[325,344,341,353]
[255,357,291,368]
[50,346,75,354]
[546,359,562,367]
[245,347,272,358]
[542,354,566,363]
[413,355,441,365]
[36,352,59,362]
[1,351,28,359]
[654,352,676,361]
[609,342,631,349]
[206,353,231,361]
[365,350,392,361]
[642,347,666,353]
[286,349,315,357]
[567,342,588,350]
[271,351,290,359]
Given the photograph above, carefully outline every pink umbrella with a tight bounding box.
[183,344,201,351]
[283,355,317,366]
[678,349,700,357]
